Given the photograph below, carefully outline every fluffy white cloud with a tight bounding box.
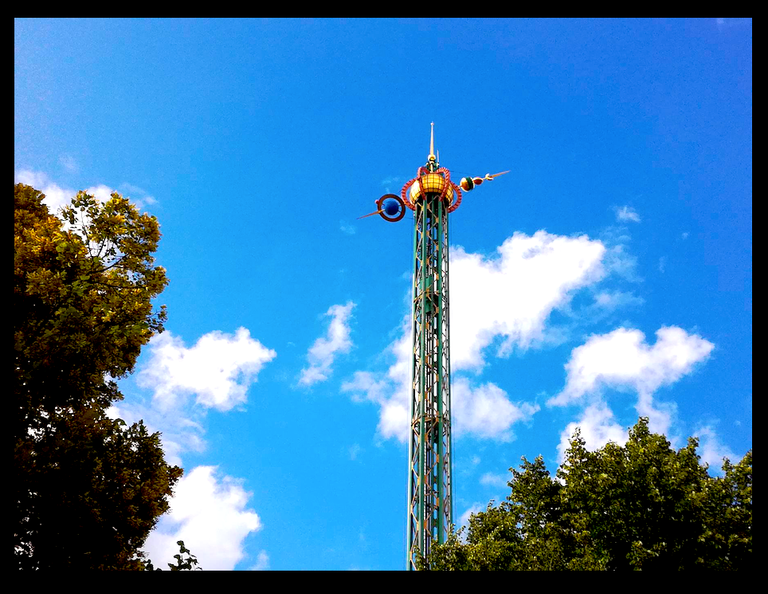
[118,330,273,570]
[15,170,157,213]
[550,326,714,456]
[84,183,116,203]
[15,169,113,211]
[549,326,714,410]
[299,302,355,387]
[555,402,628,463]
[138,328,276,411]
[555,411,738,475]
[15,169,75,213]
[341,317,412,442]
[341,368,409,442]
[450,231,606,371]
[342,330,539,444]
[143,466,262,570]
[344,230,611,442]
[452,378,539,442]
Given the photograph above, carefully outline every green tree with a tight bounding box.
[14,183,181,570]
[425,418,752,571]
[145,541,201,571]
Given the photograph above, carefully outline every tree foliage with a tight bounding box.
[14,183,182,570]
[424,418,752,571]
[145,541,201,571]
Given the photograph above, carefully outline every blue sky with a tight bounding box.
[15,18,751,570]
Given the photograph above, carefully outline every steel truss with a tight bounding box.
[406,181,453,571]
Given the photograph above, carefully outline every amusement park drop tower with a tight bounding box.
[359,124,507,570]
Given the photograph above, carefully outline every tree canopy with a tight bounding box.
[423,418,752,571]
[14,183,181,570]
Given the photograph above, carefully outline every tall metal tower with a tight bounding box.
[359,124,507,570]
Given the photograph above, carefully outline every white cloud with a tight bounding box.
[108,400,206,468]
[378,398,410,442]
[143,466,262,570]
[452,378,539,442]
[341,316,412,442]
[15,169,74,213]
[15,169,48,188]
[299,301,355,386]
[694,424,738,475]
[450,231,606,371]
[549,326,714,446]
[556,402,627,463]
[614,205,641,223]
[110,328,275,468]
[341,367,409,442]
[636,391,679,440]
[85,183,117,204]
[342,333,539,444]
[343,370,391,406]
[15,170,113,213]
[459,503,485,529]
[113,330,275,572]
[15,170,158,213]
[549,326,714,409]
[344,230,614,443]
[555,411,739,475]
[138,328,276,412]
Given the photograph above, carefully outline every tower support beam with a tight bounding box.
[406,179,453,570]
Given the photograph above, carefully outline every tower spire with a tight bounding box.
[427,122,438,171]
[429,122,435,160]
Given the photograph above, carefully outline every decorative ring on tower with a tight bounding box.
[400,166,434,210]
[376,194,406,222]
[447,182,463,212]
[437,167,463,212]
[401,178,417,210]
[401,169,463,212]
[434,168,449,205]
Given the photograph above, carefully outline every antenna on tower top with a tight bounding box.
[429,122,435,160]
[427,122,438,171]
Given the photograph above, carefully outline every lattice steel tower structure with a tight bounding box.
[359,124,506,570]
